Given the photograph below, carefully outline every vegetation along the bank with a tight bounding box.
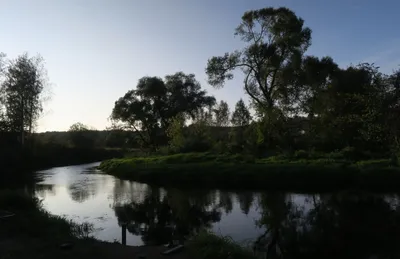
[99,152,400,191]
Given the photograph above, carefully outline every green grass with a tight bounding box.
[188,231,257,259]
[98,152,400,191]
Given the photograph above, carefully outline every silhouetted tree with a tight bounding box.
[110,72,215,150]
[1,53,48,146]
[231,99,251,127]
[206,7,311,112]
[213,100,230,126]
[68,122,96,148]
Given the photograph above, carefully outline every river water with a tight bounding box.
[33,162,400,256]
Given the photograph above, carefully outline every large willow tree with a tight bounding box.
[206,7,311,113]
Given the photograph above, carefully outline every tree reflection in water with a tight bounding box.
[67,178,99,203]
[255,191,400,259]
[114,186,221,245]
[113,185,400,257]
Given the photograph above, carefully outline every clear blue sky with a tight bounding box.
[0,0,399,132]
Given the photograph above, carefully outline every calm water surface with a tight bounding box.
[33,163,400,257]
[33,162,310,246]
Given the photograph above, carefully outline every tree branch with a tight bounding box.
[244,72,263,106]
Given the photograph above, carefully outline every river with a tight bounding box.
[33,162,400,256]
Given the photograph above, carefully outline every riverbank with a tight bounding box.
[0,190,192,259]
[28,146,124,170]
[98,152,400,191]
[0,146,124,186]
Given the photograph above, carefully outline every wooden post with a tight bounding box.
[121,224,127,246]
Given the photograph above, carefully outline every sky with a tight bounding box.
[0,0,399,132]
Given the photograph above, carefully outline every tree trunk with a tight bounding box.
[20,97,24,148]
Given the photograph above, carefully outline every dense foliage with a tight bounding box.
[110,72,215,150]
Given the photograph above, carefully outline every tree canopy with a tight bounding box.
[206,7,311,110]
[213,100,230,127]
[231,99,252,127]
[1,53,47,135]
[110,72,215,149]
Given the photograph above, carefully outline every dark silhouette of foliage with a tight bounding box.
[213,100,230,127]
[114,187,221,245]
[206,7,311,110]
[231,99,251,127]
[110,72,215,150]
[0,53,48,146]
[68,122,96,148]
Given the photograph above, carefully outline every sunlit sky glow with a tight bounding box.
[1,0,399,132]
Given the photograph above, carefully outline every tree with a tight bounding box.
[166,114,186,152]
[231,99,252,127]
[227,99,252,153]
[0,90,6,131]
[68,122,96,148]
[105,129,136,148]
[1,53,47,146]
[205,7,311,112]
[213,100,230,127]
[186,107,213,152]
[297,56,339,119]
[69,122,90,132]
[385,69,400,151]
[110,72,215,150]
[0,53,6,131]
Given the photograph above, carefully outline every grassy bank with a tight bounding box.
[98,152,400,191]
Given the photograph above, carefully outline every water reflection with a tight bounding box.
[35,184,56,197]
[254,192,400,258]
[236,191,254,215]
[114,188,222,245]
[33,163,400,257]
